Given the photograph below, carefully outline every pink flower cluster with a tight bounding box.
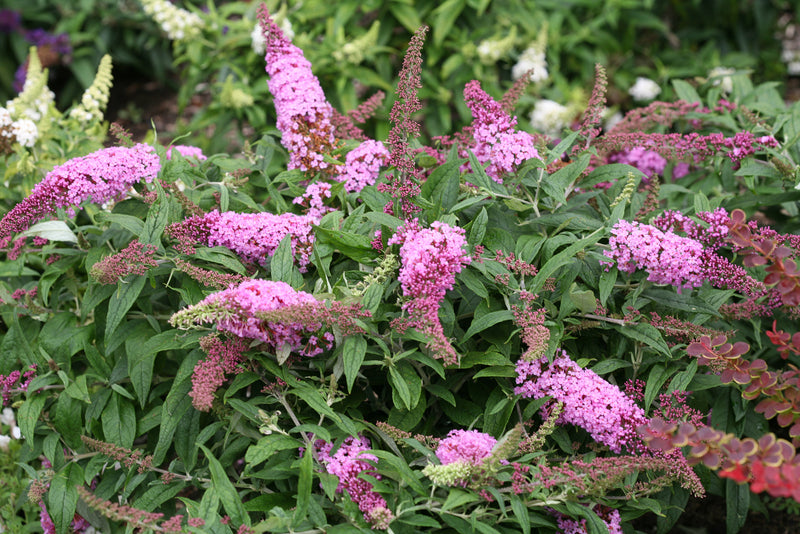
[388,220,471,364]
[293,181,334,220]
[463,80,540,181]
[259,6,337,173]
[555,505,622,534]
[435,429,496,466]
[608,147,666,179]
[166,145,207,160]
[604,219,706,290]
[651,208,730,250]
[181,280,331,358]
[389,220,471,321]
[167,210,316,271]
[189,335,249,411]
[514,350,647,453]
[0,144,160,247]
[314,435,394,529]
[1,365,36,406]
[338,140,390,193]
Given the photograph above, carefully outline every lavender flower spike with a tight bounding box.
[0,144,160,248]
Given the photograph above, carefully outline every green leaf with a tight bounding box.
[442,488,481,511]
[293,444,313,524]
[20,220,77,243]
[432,0,465,46]
[200,444,250,527]
[421,159,461,214]
[468,207,488,246]
[389,2,423,33]
[542,154,590,204]
[668,360,698,394]
[510,495,531,534]
[530,228,604,294]
[464,310,514,340]
[139,185,170,250]
[105,275,147,341]
[598,268,616,307]
[343,335,367,393]
[245,435,301,465]
[133,482,186,512]
[615,323,671,358]
[95,212,145,236]
[671,79,702,104]
[64,374,91,404]
[725,478,750,534]
[127,330,181,407]
[47,463,83,534]
[315,226,378,263]
[17,395,46,441]
[582,164,645,189]
[271,234,303,287]
[102,394,136,448]
[289,381,341,423]
[389,361,422,411]
[644,365,672,411]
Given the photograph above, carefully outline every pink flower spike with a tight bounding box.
[0,144,160,247]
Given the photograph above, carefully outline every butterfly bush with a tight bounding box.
[169,279,332,358]
[167,210,316,270]
[515,350,647,453]
[0,143,160,248]
[388,219,471,365]
[462,80,541,181]
[314,436,394,529]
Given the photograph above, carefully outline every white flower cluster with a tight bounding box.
[512,45,548,83]
[69,55,113,124]
[708,67,735,94]
[0,408,21,451]
[0,106,38,148]
[141,0,204,41]
[529,99,572,137]
[6,50,54,125]
[628,77,661,102]
[476,29,516,65]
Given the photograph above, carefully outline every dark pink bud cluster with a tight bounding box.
[189,334,249,411]
[89,240,159,284]
[1,365,36,406]
[0,144,160,247]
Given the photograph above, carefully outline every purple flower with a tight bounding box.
[515,350,647,453]
[0,9,21,33]
[608,147,666,180]
[338,139,390,193]
[166,144,207,160]
[258,5,337,174]
[435,429,496,466]
[167,210,316,270]
[314,435,393,528]
[0,144,160,248]
[603,219,706,290]
[462,80,540,181]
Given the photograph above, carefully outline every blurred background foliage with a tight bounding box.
[0,0,797,151]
